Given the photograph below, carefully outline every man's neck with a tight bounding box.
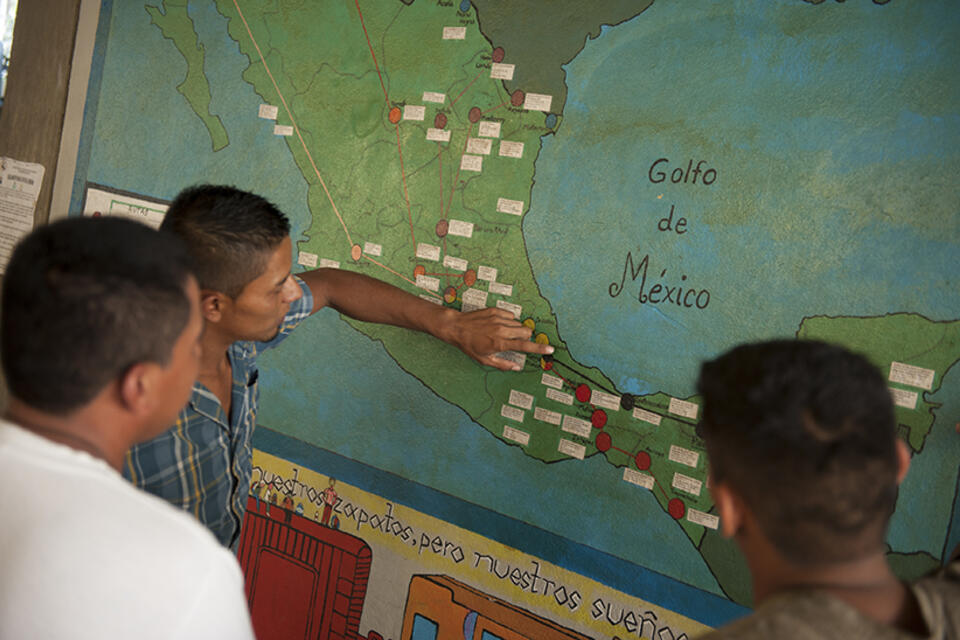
[751,547,924,633]
[5,400,127,472]
[198,324,236,378]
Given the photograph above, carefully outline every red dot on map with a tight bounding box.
[575,384,591,403]
[591,409,607,429]
[93,211,102,217]
[468,107,482,123]
[492,47,505,63]
[668,498,686,520]
[413,265,426,278]
[388,107,402,124]
[510,90,525,107]
[443,287,457,304]
[540,357,553,371]
[634,451,651,470]
[434,112,448,129]
[350,244,362,261]
[435,219,449,237]
[463,269,477,286]
[595,432,612,453]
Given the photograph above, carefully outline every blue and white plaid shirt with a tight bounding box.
[124,277,313,549]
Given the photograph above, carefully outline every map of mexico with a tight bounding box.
[69,0,959,632]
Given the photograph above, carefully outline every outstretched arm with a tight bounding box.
[299,268,553,371]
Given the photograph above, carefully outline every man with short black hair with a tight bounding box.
[0,217,254,639]
[125,184,554,548]
[695,339,959,639]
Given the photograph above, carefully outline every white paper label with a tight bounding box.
[403,105,426,121]
[363,242,382,257]
[502,425,530,446]
[890,387,919,409]
[415,275,440,292]
[274,124,294,136]
[490,63,515,80]
[501,404,524,423]
[297,251,318,268]
[668,445,700,469]
[422,91,446,103]
[508,389,534,410]
[669,398,699,420]
[443,26,466,39]
[672,473,703,497]
[496,300,522,319]
[623,468,655,490]
[461,287,488,307]
[319,258,340,269]
[541,373,563,389]
[489,282,513,297]
[558,439,586,460]
[477,265,498,281]
[633,408,662,426]
[687,508,720,530]
[258,104,279,120]
[591,391,621,411]
[561,415,592,438]
[534,407,562,425]
[416,243,441,261]
[448,219,474,237]
[466,137,492,155]
[460,154,483,171]
[523,92,553,112]
[426,128,452,142]
[478,121,502,138]
[499,141,524,158]
[443,255,468,271]
[493,351,526,369]
[496,197,524,216]
[889,362,935,391]
[546,388,574,405]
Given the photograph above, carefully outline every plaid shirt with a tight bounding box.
[124,277,313,549]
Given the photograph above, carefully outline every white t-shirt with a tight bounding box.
[0,419,255,639]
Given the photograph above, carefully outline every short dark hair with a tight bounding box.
[696,340,900,564]
[2,217,193,414]
[160,185,290,297]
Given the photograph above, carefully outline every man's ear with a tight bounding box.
[710,480,746,540]
[118,362,155,415]
[895,438,911,485]
[200,290,225,323]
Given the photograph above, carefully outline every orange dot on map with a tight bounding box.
[388,107,402,124]
[510,90,525,107]
[413,265,426,278]
[463,269,477,286]
[350,244,362,261]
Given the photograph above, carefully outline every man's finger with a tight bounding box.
[507,340,554,355]
[480,354,523,371]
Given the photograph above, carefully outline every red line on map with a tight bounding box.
[446,125,473,218]
[437,142,444,220]
[232,0,353,249]
[612,446,630,455]
[481,100,509,115]
[354,0,389,104]
[450,68,487,108]
[362,255,441,299]
[395,124,417,249]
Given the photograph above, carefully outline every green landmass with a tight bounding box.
[147,1,229,151]
[886,549,940,581]
[472,0,654,113]
[698,528,753,607]
[797,314,960,452]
